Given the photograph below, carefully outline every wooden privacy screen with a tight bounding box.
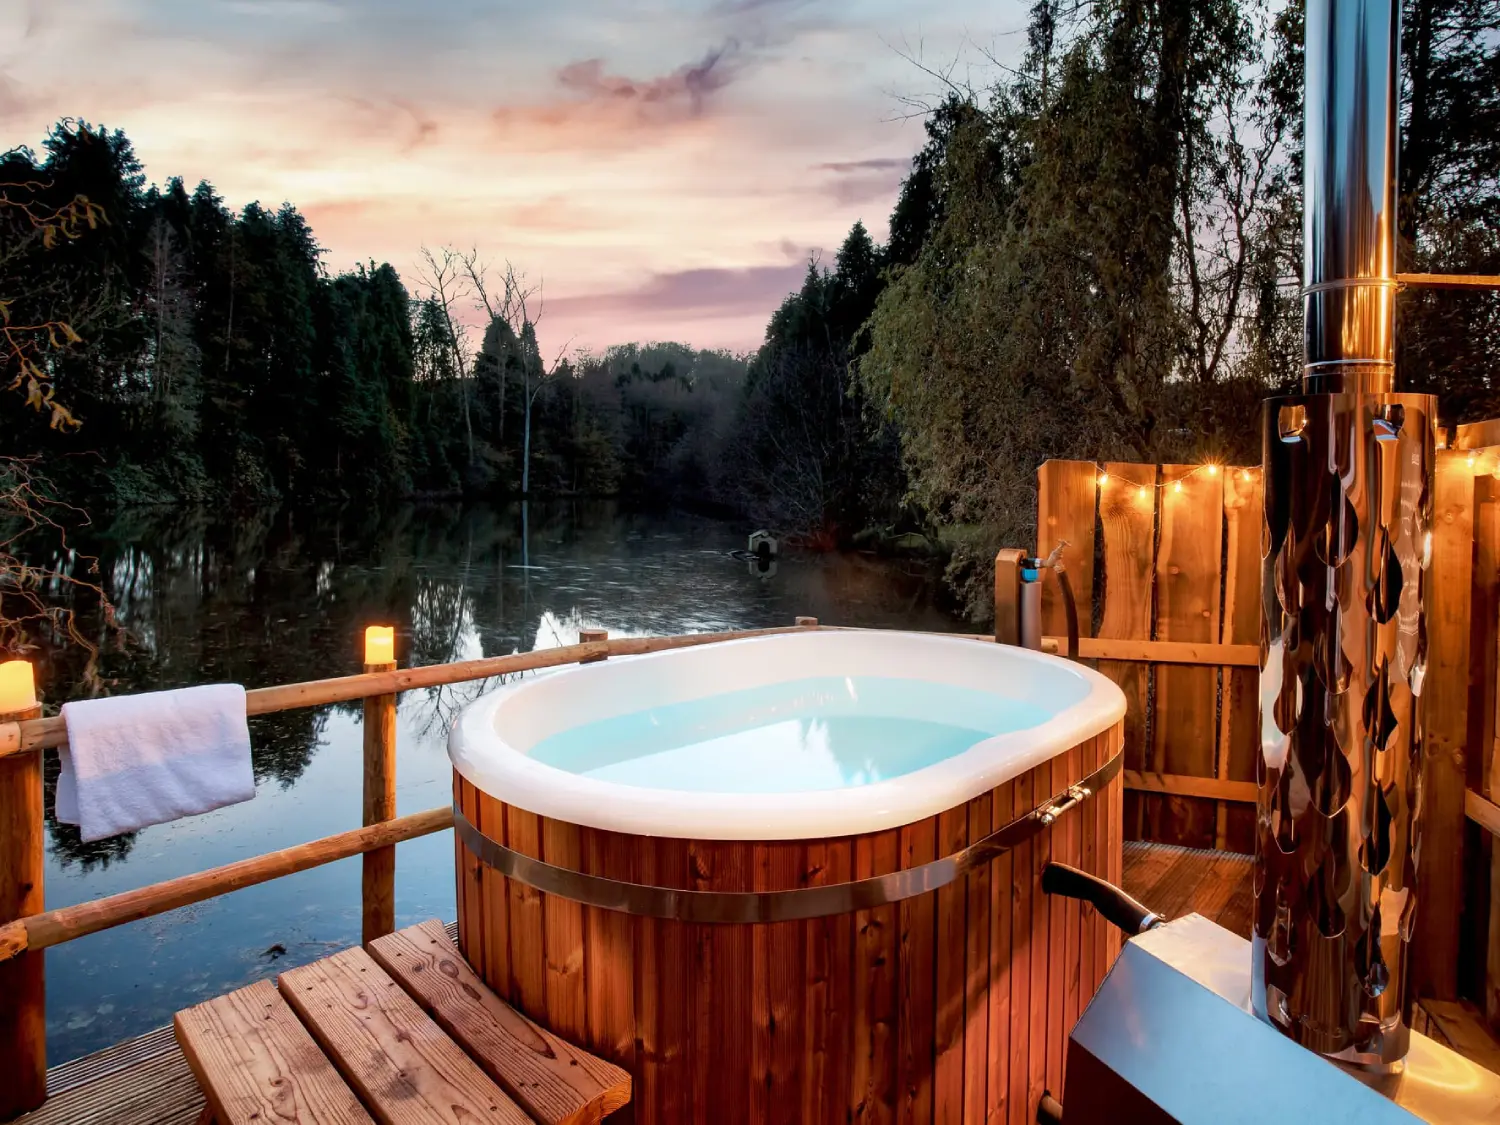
[1033,459,1264,854]
[1029,451,1479,1018]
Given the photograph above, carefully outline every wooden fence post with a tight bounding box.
[0,692,45,1117]
[361,630,398,945]
[1416,450,1474,1001]
[580,628,609,664]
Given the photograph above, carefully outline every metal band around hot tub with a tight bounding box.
[453,749,1122,924]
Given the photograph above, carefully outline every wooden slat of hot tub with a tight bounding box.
[985,774,1016,1123]
[850,827,900,1123]
[541,819,586,1043]
[932,804,966,1122]
[803,836,853,1125]
[1005,762,1034,1125]
[963,789,992,1123]
[896,816,936,1125]
[757,840,807,1121]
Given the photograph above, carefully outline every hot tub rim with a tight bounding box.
[448,630,1127,841]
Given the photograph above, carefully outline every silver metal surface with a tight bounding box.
[455,749,1120,923]
[1064,915,1500,1124]
[1302,0,1401,394]
[1255,0,1429,1069]
[1257,391,1435,1066]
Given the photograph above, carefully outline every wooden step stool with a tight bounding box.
[173,920,630,1125]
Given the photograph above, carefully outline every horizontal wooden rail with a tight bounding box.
[0,806,453,964]
[1467,789,1500,839]
[1045,637,1260,667]
[1398,272,1500,290]
[0,627,811,758]
[1124,770,1258,804]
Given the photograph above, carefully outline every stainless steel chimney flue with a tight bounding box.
[1302,0,1402,395]
[1256,0,1436,1069]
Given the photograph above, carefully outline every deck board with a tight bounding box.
[175,979,372,1125]
[368,920,629,1125]
[1123,840,1254,938]
[278,946,531,1125]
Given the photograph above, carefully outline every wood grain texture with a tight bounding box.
[456,728,1121,1125]
[802,837,853,1125]
[541,819,586,1042]
[1419,451,1475,1002]
[895,817,935,1125]
[850,829,899,1125]
[1468,478,1500,1029]
[963,792,991,1124]
[174,979,372,1125]
[361,663,398,946]
[1035,460,1099,642]
[986,778,1016,1125]
[1148,465,1224,847]
[751,842,804,1125]
[1217,470,1262,853]
[1006,764,1034,1125]
[0,706,45,1119]
[457,776,486,984]
[1027,762,1051,1118]
[278,946,530,1125]
[1098,464,1157,841]
[506,806,547,1020]
[368,920,629,1125]
[932,807,967,1124]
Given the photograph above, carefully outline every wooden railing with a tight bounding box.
[0,621,819,1118]
[1008,446,1500,1045]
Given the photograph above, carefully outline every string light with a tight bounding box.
[1091,459,1258,497]
[1468,453,1478,468]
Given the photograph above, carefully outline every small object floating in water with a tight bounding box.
[262,943,286,961]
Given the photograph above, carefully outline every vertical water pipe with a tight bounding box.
[1255,0,1434,1068]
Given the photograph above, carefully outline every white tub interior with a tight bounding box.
[450,630,1125,839]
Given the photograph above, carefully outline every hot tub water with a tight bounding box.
[527,674,1051,792]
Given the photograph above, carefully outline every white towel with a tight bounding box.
[57,684,256,843]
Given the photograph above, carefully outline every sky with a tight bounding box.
[2,0,1029,354]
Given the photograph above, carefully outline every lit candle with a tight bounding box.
[0,660,37,715]
[364,626,395,666]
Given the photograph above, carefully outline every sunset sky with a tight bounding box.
[4,0,1028,354]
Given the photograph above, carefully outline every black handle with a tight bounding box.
[1041,862,1161,936]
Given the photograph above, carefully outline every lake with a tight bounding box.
[37,500,965,1062]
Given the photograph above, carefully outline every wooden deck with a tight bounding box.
[1121,839,1255,937]
[10,848,1500,1125]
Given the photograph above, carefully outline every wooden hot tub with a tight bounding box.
[449,631,1126,1124]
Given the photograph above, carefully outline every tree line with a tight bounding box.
[4,0,1498,630]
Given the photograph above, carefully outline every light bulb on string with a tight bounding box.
[1097,470,1109,486]
[1173,480,1184,494]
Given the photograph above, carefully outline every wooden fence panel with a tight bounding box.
[1217,469,1263,854]
[1096,464,1157,840]
[1147,466,1224,848]
[1035,461,1099,641]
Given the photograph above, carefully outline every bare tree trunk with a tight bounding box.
[522,371,533,496]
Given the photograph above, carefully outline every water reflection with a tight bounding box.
[33,501,962,1060]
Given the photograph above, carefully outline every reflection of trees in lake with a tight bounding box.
[26,498,952,867]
